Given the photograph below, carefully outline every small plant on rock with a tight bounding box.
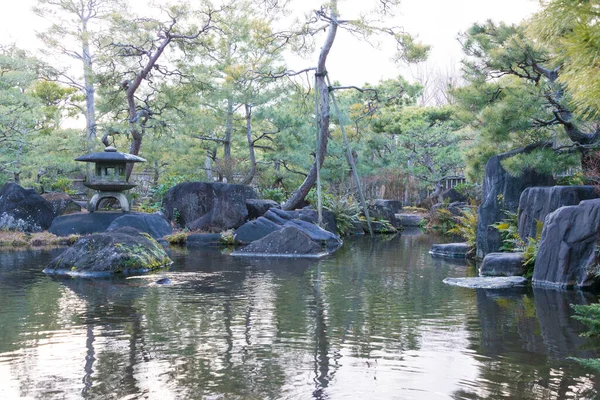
[448,203,478,256]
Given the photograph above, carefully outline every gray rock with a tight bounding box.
[232,226,327,258]
[360,220,398,234]
[288,208,337,234]
[246,199,280,220]
[397,214,424,227]
[367,201,399,227]
[186,233,222,247]
[285,219,343,252]
[263,208,292,225]
[234,207,343,252]
[234,217,282,243]
[518,185,599,241]
[476,146,555,259]
[374,199,403,213]
[107,213,172,239]
[440,188,467,204]
[533,199,600,289]
[41,192,82,216]
[479,252,525,276]
[430,243,469,259]
[43,227,172,277]
[0,183,55,232]
[162,182,257,231]
[49,212,127,236]
[443,276,528,289]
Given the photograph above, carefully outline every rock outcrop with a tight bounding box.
[49,212,125,236]
[443,276,528,289]
[518,185,599,241]
[476,147,555,259]
[397,214,425,227]
[246,199,280,220]
[430,243,469,259]
[44,227,171,277]
[107,213,172,239]
[41,192,82,216]
[533,199,600,289]
[162,182,257,231]
[232,226,327,258]
[234,208,342,252]
[0,183,55,232]
[367,200,399,227]
[479,252,525,277]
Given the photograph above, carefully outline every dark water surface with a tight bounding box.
[1,230,599,399]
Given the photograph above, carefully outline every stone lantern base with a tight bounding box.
[89,192,130,213]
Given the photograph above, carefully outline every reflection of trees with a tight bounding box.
[455,287,600,399]
[8,233,600,399]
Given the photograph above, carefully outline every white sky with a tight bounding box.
[0,0,539,85]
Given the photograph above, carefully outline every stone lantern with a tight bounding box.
[75,146,146,212]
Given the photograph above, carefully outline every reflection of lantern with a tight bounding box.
[75,146,146,212]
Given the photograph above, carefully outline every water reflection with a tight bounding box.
[0,234,599,399]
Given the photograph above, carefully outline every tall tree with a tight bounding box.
[34,0,124,150]
[281,0,429,210]
[99,3,216,179]
[531,0,600,118]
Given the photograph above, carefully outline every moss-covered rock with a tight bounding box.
[43,227,172,277]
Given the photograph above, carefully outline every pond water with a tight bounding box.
[1,229,599,399]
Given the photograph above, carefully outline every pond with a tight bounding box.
[0,229,599,399]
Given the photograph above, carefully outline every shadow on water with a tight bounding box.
[0,231,599,399]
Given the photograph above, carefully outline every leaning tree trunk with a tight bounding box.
[282,1,338,210]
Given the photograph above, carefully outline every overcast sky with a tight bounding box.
[0,0,539,85]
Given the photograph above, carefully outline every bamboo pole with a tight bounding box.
[326,75,373,237]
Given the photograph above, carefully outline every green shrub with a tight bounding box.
[325,197,360,236]
[448,204,478,256]
[427,207,456,233]
[259,187,287,203]
[491,211,522,252]
[569,303,600,373]
[166,232,187,245]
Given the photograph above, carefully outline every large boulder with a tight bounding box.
[107,213,172,239]
[43,227,172,277]
[234,217,282,243]
[443,276,528,289]
[440,188,467,204]
[0,183,55,232]
[373,199,403,213]
[533,199,600,289]
[476,147,555,259]
[367,201,399,227]
[49,212,124,236]
[246,199,280,220]
[479,252,525,277]
[518,185,599,241]
[430,243,469,259]
[397,214,425,227]
[234,209,343,252]
[287,208,337,234]
[41,192,82,216]
[162,182,257,231]
[232,226,327,258]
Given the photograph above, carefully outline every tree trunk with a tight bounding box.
[205,151,213,181]
[241,104,256,185]
[282,1,338,210]
[223,96,234,182]
[82,18,96,151]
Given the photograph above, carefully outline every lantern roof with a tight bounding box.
[75,146,146,163]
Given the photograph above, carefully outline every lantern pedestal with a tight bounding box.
[88,192,131,213]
